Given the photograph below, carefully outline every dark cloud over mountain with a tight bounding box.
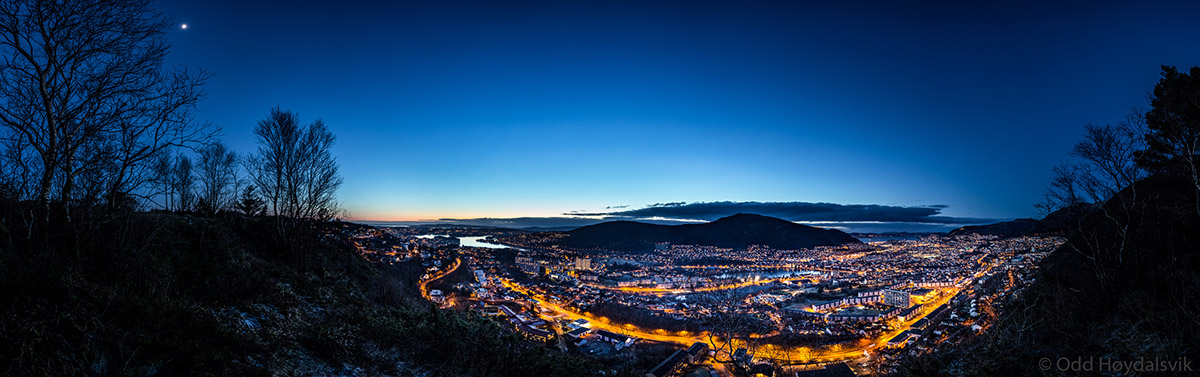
[360,201,1001,233]
[565,201,994,224]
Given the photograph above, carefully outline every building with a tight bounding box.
[595,330,637,350]
[794,362,857,377]
[686,342,709,363]
[809,299,843,312]
[928,303,950,319]
[732,347,753,365]
[480,304,502,316]
[565,327,590,339]
[886,329,922,348]
[429,289,445,304]
[645,349,687,377]
[574,257,592,271]
[916,279,961,288]
[511,319,551,341]
[473,269,488,287]
[900,304,923,321]
[498,304,519,318]
[641,342,710,377]
[515,254,540,275]
[881,289,911,307]
[803,289,914,313]
[648,348,686,377]
[886,332,910,348]
[912,318,930,330]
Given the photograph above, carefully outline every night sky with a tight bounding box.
[156,0,1200,232]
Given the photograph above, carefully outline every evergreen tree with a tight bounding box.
[236,185,266,216]
[1138,65,1200,215]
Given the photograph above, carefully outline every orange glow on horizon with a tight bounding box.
[343,202,616,223]
[345,210,577,223]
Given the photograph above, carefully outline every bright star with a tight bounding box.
[181,23,188,30]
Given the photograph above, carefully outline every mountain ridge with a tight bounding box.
[561,213,861,252]
[947,204,1093,237]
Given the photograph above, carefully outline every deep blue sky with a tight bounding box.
[157,0,1200,231]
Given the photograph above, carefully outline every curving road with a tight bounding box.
[419,257,461,303]
[502,278,961,365]
[598,275,821,295]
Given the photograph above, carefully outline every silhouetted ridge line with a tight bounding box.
[561,213,861,252]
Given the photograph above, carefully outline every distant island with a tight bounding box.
[555,213,861,252]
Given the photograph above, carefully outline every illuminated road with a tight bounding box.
[598,275,821,295]
[502,278,963,365]
[419,257,461,303]
[502,279,710,344]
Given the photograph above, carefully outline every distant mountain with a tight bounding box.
[518,226,584,232]
[851,232,940,239]
[947,204,1093,237]
[947,218,1040,237]
[560,213,861,252]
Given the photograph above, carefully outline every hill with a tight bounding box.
[561,213,861,252]
[0,212,598,376]
[898,174,1200,376]
[946,218,1039,237]
[946,204,1093,237]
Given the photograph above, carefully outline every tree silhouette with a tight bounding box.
[0,0,209,221]
[700,288,763,375]
[171,154,194,212]
[236,185,266,217]
[197,142,238,213]
[246,108,342,221]
[1038,117,1147,215]
[150,149,176,211]
[1138,65,1200,215]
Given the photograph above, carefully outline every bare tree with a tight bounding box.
[68,135,115,209]
[1035,162,1082,215]
[170,154,193,212]
[0,127,35,200]
[0,0,209,221]
[1040,114,1147,212]
[149,148,174,210]
[700,288,764,375]
[246,107,342,221]
[1038,113,1148,289]
[1072,117,1147,203]
[196,142,237,213]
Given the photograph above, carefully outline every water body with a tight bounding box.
[715,270,821,280]
[857,235,926,243]
[415,235,524,250]
[460,236,516,249]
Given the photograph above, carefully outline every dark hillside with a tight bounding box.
[946,218,1039,237]
[947,204,1093,237]
[898,174,1200,376]
[0,212,598,376]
